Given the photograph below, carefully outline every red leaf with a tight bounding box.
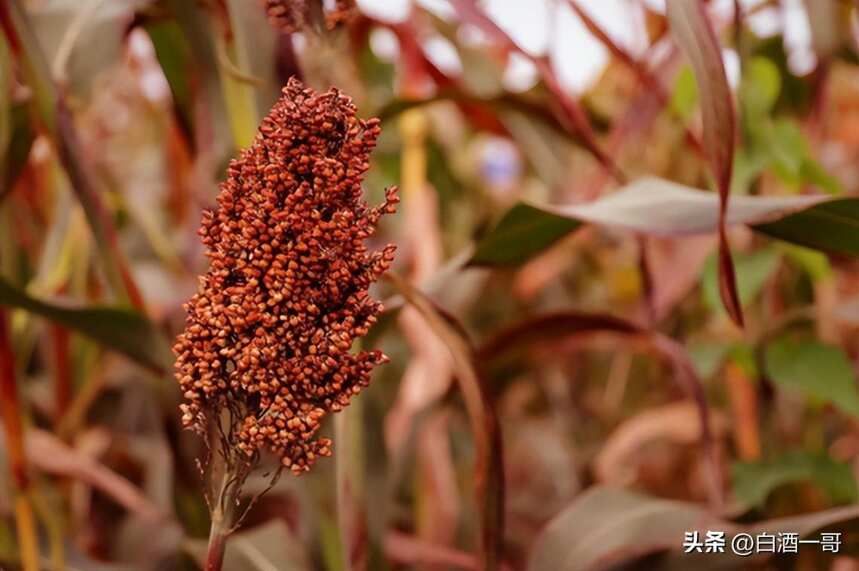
[666,0,743,326]
[447,0,624,182]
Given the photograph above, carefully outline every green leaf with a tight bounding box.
[781,244,832,280]
[0,103,35,196]
[737,56,842,196]
[1,29,33,198]
[740,57,781,121]
[732,452,858,509]
[745,117,842,196]
[765,338,859,418]
[728,344,758,378]
[702,249,780,315]
[800,158,843,196]
[752,37,812,114]
[669,66,698,120]
[144,19,194,143]
[766,120,807,185]
[688,342,757,380]
[0,276,171,375]
[1,104,34,197]
[754,198,859,256]
[470,203,582,266]
[730,146,769,195]
[688,341,733,379]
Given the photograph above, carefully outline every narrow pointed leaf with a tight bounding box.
[470,203,582,266]
[666,0,742,324]
[388,273,504,571]
[0,277,171,374]
[753,199,859,256]
[470,178,859,267]
[529,487,727,571]
[143,18,195,143]
[765,338,859,418]
[1,103,34,198]
[732,452,858,509]
[530,486,859,571]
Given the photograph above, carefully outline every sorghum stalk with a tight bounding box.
[0,308,39,571]
[174,78,397,568]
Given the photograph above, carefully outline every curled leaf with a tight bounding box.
[667,0,742,325]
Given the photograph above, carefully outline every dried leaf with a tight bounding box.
[530,486,859,570]
[478,311,724,508]
[388,273,504,570]
[594,402,727,486]
[25,429,164,522]
[1,0,145,308]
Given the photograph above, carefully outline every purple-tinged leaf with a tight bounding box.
[548,179,823,235]
[470,178,857,267]
[666,0,742,325]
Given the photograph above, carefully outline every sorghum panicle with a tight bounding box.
[264,0,356,34]
[174,78,398,475]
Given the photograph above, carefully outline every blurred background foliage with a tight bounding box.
[2,0,859,569]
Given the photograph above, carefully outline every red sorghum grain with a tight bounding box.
[174,77,398,475]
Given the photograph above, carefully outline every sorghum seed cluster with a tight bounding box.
[174,78,398,475]
[264,0,356,34]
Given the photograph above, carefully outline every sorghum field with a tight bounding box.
[2,0,859,570]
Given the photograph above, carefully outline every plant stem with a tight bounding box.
[205,517,228,571]
[335,397,369,571]
[214,0,260,149]
[204,418,239,571]
[50,321,72,428]
[0,308,39,571]
[32,490,66,571]
[14,495,39,571]
[204,465,235,571]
